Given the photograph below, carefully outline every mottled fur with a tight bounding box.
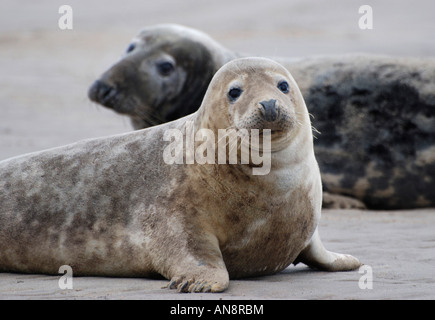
[294,56,435,209]
[1,58,360,292]
[89,24,435,209]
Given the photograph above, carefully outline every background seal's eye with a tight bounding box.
[278,81,289,93]
[157,61,175,76]
[126,43,135,53]
[228,87,242,101]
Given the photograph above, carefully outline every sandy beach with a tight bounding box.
[0,0,434,300]
[1,209,434,300]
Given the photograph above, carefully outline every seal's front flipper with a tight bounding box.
[295,228,361,271]
[162,233,229,293]
[167,267,229,293]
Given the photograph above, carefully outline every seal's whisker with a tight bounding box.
[131,105,165,126]
[311,125,321,134]
[311,125,321,139]
[216,126,238,145]
[122,95,169,127]
[228,139,240,156]
[216,132,231,145]
[228,68,242,77]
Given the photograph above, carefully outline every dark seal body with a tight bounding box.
[290,55,435,209]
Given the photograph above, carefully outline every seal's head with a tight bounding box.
[88,24,232,129]
[197,57,312,152]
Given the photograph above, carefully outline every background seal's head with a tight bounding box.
[88,24,231,129]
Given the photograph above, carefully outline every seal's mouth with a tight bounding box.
[234,112,295,153]
[88,80,143,118]
[88,80,122,110]
[88,80,166,128]
[270,129,284,135]
[238,118,293,135]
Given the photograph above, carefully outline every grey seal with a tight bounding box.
[1,58,361,293]
[88,24,435,210]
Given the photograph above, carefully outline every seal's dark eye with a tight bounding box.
[278,81,289,93]
[126,43,135,53]
[157,61,175,76]
[228,88,242,101]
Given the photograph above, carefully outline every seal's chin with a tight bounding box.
[264,129,294,152]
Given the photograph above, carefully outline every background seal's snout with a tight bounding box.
[259,99,279,122]
[88,80,117,107]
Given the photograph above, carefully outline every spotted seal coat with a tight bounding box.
[1,58,361,293]
[88,24,435,210]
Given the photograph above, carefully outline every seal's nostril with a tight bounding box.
[259,99,278,122]
[99,84,113,101]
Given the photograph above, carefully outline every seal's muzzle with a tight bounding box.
[259,99,279,122]
[88,80,118,108]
